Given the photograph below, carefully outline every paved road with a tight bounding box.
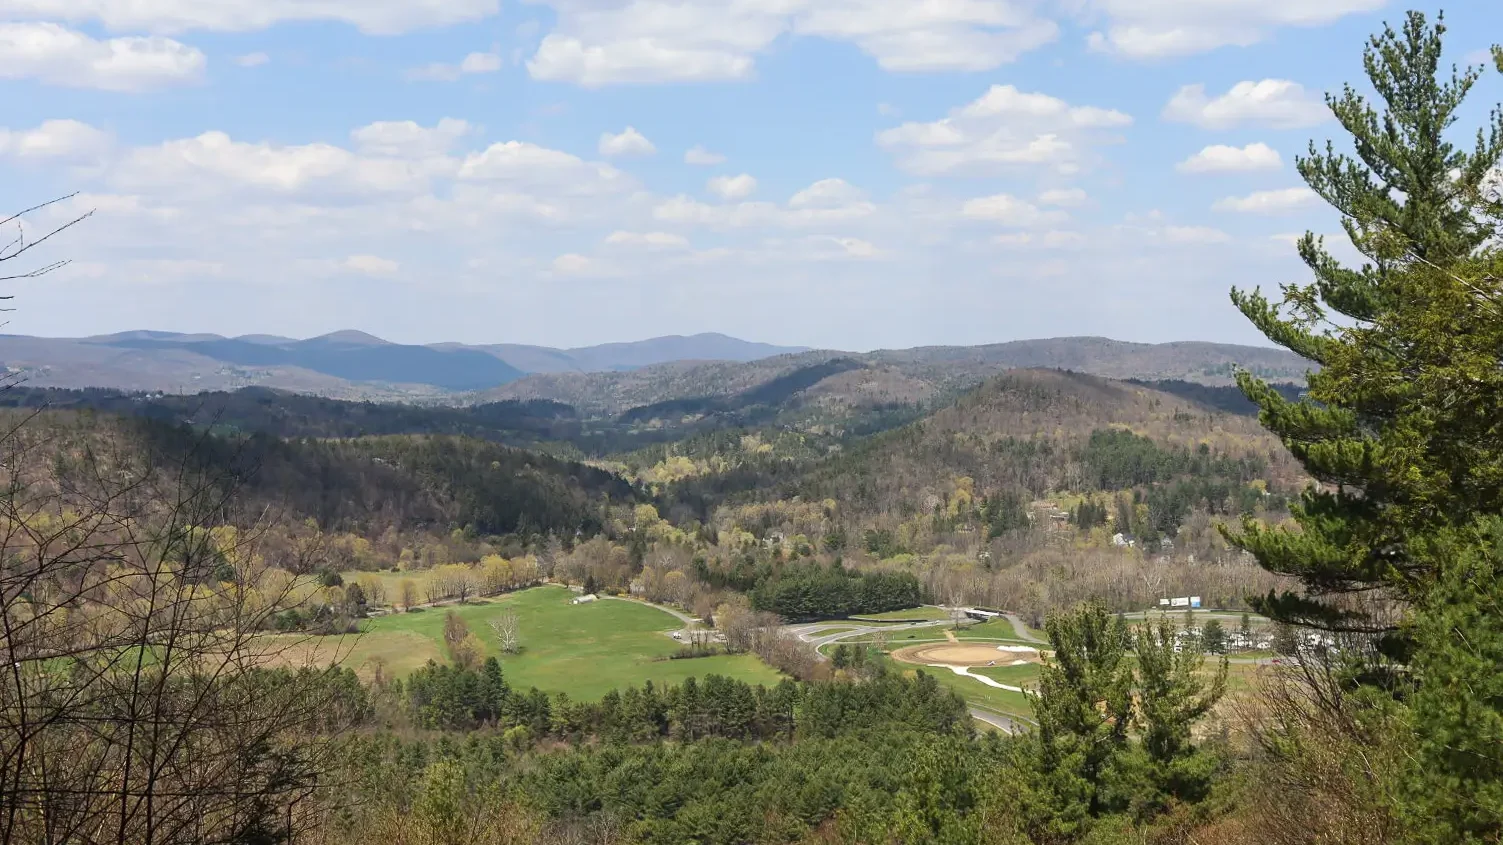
[786,619,953,651]
[1003,613,1046,644]
[968,707,1029,734]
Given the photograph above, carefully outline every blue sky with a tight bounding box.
[0,0,1498,351]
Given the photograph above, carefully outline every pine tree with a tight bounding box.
[1019,602,1134,839]
[1225,11,1503,640]
[1132,618,1227,808]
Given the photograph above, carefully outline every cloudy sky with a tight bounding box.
[0,0,1498,350]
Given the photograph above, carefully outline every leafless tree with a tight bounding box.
[488,612,521,654]
[0,412,356,845]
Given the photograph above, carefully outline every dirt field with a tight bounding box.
[892,642,1041,668]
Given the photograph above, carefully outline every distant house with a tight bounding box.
[1112,533,1136,548]
[571,594,598,605]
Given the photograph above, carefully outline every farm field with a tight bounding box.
[274,585,784,700]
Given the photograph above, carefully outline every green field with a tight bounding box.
[279,585,784,700]
[850,607,954,622]
[972,663,1042,687]
[955,617,1026,641]
[887,659,1035,719]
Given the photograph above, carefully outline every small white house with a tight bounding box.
[571,594,598,605]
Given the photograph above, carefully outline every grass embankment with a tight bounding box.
[955,617,1028,642]
[849,607,954,622]
[274,585,783,700]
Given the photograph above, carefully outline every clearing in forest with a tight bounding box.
[269,584,783,700]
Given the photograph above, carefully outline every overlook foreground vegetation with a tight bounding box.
[4,11,1503,845]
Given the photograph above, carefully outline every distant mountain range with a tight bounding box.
[0,331,809,397]
[0,329,1310,403]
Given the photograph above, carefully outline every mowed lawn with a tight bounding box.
[955,617,1025,641]
[290,585,784,700]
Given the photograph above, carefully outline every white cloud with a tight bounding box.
[342,254,399,276]
[654,178,875,228]
[961,193,1068,227]
[707,174,757,201]
[1213,187,1319,213]
[598,126,656,157]
[408,49,502,81]
[993,230,1086,249]
[604,230,689,249]
[0,0,501,36]
[0,119,113,161]
[788,178,868,210]
[1038,187,1087,207]
[1163,225,1231,244]
[458,141,631,194]
[1163,80,1327,130]
[522,0,1057,86]
[878,84,1131,176]
[115,132,436,197]
[550,253,597,275]
[1080,0,1385,59]
[1177,142,1282,173]
[234,51,268,67]
[0,22,204,92]
[684,145,726,166]
[814,235,882,259]
[351,118,473,157]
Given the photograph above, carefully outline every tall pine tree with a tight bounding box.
[1226,11,1503,642]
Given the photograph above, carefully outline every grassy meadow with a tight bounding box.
[276,584,784,700]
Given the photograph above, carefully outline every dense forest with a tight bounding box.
[5,12,1503,845]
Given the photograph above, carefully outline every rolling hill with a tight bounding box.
[0,330,807,396]
[486,338,1311,415]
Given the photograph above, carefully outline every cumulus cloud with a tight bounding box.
[1163,80,1328,130]
[604,230,689,249]
[0,119,114,161]
[788,178,868,210]
[993,230,1086,249]
[1213,187,1319,213]
[877,84,1131,176]
[342,254,399,275]
[1080,0,1385,59]
[523,0,1057,86]
[707,174,757,201]
[351,118,473,157]
[1177,142,1282,173]
[0,0,501,36]
[598,126,656,157]
[408,49,503,81]
[654,178,874,228]
[0,22,204,91]
[1163,225,1231,244]
[1038,187,1087,207]
[961,193,1068,227]
[684,145,726,166]
[550,253,597,275]
[458,141,631,195]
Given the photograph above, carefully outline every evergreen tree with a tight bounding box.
[1225,11,1503,642]
[1018,602,1134,840]
[1200,619,1227,655]
[1130,619,1228,811]
[1404,518,1503,840]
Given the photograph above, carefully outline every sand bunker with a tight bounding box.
[892,642,1040,668]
